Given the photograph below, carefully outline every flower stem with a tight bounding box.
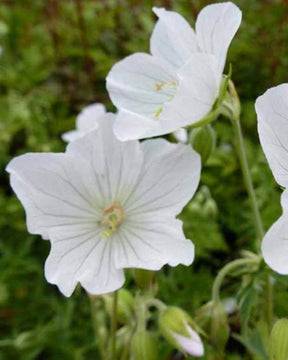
[212,258,259,303]
[89,295,106,359]
[232,117,265,244]
[111,291,118,360]
[231,116,273,330]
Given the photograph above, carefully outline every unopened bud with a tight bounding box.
[210,301,229,354]
[190,125,216,164]
[131,330,158,360]
[159,307,204,357]
[270,319,288,360]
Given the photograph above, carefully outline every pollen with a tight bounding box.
[100,201,124,238]
[155,81,177,91]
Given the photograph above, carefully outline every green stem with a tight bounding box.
[145,298,167,312]
[232,117,265,243]
[231,115,273,330]
[212,258,259,303]
[111,291,118,360]
[89,295,106,359]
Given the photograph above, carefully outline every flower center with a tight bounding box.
[154,81,177,118]
[100,201,124,238]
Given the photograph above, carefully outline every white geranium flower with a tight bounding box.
[256,84,288,274]
[106,2,241,141]
[62,103,111,142]
[6,117,200,296]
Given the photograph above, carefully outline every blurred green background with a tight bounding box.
[1,0,288,359]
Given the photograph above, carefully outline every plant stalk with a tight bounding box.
[111,291,118,360]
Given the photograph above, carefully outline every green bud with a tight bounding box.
[132,269,155,290]
[130,330,158,360]
[159,307,204,357]
[210,301,229,354]
[190,125,216,164]
[270,319,288,360]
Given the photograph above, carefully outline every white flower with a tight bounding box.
[106,2,241,141]
[172,325,204,357]
[6,117,200,296]
[256,84,288,274]
[62,103,112,142]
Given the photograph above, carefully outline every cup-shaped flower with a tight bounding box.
[62,103,112,142]
[106,2,241,141]
[256,84,288,274]
[6,116,201,296]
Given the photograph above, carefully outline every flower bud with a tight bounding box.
[130,330,158,360]
[159,307,204,357]
[132,269,155,290]
[210,301,229,354]
[270,319,288,360]
[190,125,216,164]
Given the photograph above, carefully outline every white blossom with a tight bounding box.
[106,2,241,141]
[62,103,111,142]
[6,117,200,296]
[256,84,288,274]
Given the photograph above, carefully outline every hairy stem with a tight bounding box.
[232,116,273,330]
[232,117,265,243]
[111,291,118,360]
[212,258,259,303]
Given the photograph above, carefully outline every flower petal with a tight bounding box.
[124,138,201,215]
[76,103,106,132]
[114,215,194,270]
[159,53,222,132]
[6,153,100,240]
[45,229,125,296]
[256,84,288,188]
[62,104,108,142]
[113,109,165,141]
[262,191,288,274]
[173,325,204,357]
[196,2,242,73]
[106,53,177,119]
[150,7,198,70]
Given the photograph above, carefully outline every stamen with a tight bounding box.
[101,201,124,238]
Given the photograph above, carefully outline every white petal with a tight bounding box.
[196,2,242,73]
[159,54,222,134]
[62,104,109,143]
[256,84,288,188]
[45,230,124,296]
[173,128,188,143]
[262,191,288,275]
[76,103,106,132]
[106,53,177,119]
[67,120,144,205]
[173,325,204,357]
[6,153,100,239]
[114,216,194,270]
[62,130,85,143]
[125,139,201,216]
[113,109,165,141]
[150,7,198,70]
